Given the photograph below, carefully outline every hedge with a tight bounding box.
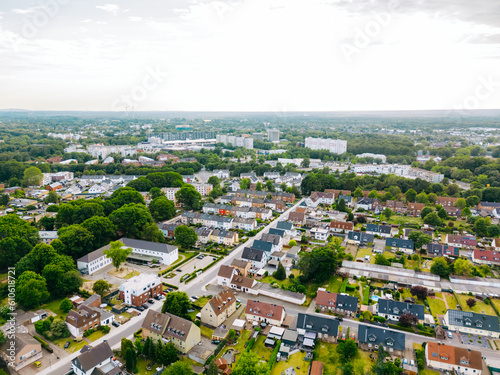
[269,340,281,369]
[162,282,178,290]
[388,324,414,333]
[340,279,348,293]
[244,337,255,352]
[373,316,386,323]
[185,256,223,283]
[34,335,49,348]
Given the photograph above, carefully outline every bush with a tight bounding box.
[269,340,281,368]
[373,316,386,323]
[102,325,111,333]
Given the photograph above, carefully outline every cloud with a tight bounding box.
[95,4,120,15]
[11,6,44,15]
[129,16,142,22]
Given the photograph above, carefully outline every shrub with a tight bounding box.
[102,325,111,333]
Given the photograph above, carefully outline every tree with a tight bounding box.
[423,212,442,227]
[466,298,477,308]
[0,214,40,246]
[158,342,178,366]
[93,279,112,296]
[58,224,95,259]
[273,262,286,281]
[206,361,219,375]
[408,232,432,249]
[39,216,56,231]
[430,257,451,278]
[420,207,433,219]
[72,202,105,224]
[337,198,346,212]
[255,182,263,191]
[16,271,50,310]
[43,262,83,298]
[81,216,116,248]
[240,178,251,190]
[23,166,43,186]
[437,208,448,219]
[0,236,32,270]
[454,198,466,209]
[383,207,393,220]
[466,195,480,207]
[375,254,391,266]
[399,313,418,327]
[104,241,132,271]
[149,196,176,221]
[149,187,164,200]
[415,192,429,204]
[410,286,428,300]
[289,240,297,247]
[297,246,337,284]
[461,207,472,217]
[164,361,193,375]
[45,191,59,204]
[127,177,154,192]
[141,223,165,242]
[265,180,275,192]
[405,189,417,202]
[161,292,191,320]
[15,243,57,275]
[453,258,474,276]
[337,338,358,363]
[341,362,355,375]
[207,176,221,188]
[60,298,73,313]
[488,225,500,238]
[121,338,134,356]
[174,225,198,249]
[301,158,310,168]
[474,218,490,237]
[175,186,202,210]
[110,187,145,210]
[353,187,363,198]
[125,348,137,372]
[427,193,437,204]
[109,203,155,238]
[232,351,270,375]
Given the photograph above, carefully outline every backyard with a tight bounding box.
[427,297,447,318]
[355,247,375,263]
[456,294,497,316]
[271,352,309,375]
[40,298,69,319]
[314,342,374,375]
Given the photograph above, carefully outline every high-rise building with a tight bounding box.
[268,129,280,142]
[304,137,347,154]
[253,133,265,141]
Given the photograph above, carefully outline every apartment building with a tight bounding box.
[119,274,163,306]
[201,289,237,328]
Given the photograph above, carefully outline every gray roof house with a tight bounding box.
[358,325,406,354]
[377,299,425,322]
[296,313,339,342]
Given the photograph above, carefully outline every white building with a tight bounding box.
[305,137,347,154]
[213,170,230,179]
[87,143,137,159]
[268,129,280,142]
[162,187,181,203]
[119,274,162,305]
[39,231,58,244]
[121,238,179,266]
[216,135,254,149]
[356,153,387,163]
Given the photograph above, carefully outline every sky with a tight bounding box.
[0,0,499,112]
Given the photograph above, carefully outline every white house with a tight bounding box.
[120,237,179,266]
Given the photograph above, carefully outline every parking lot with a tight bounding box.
[456,332,493,349]
[164,253,217,286]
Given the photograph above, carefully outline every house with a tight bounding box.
[217,265,237,286]
[338,194,353,207]
[231,259,251,277]
[444,206,461,217]
[245,300,286,326]
[425,342,483,375]
[315,289,358,316]
[0,333,42,371]
[288,211,306,226]
[437,196,459,207]
[77,244,113,275]
[407,203,425,217]
[473,249,500,265]
[427,243,459,258]
[357,325,406,356]
[47,182,63,191]
[213,170,230,179]
[366,224,392,237]
[159,223,179,238]
[306,192,335,207]
[120,237,179,265]
[261,232,283,252]
[71,342,121,375]
[252,239,275,255]
[65,305,102,337]
[39,230,58,244]
[118,274,163,306]
[478,201,500,210]
[443,310,500,338]
[311,227,329,241]
[276,221,294,235]
[232,217,257,231]
[210,229,239,246]
[385,238,415,254]
[493,238,500,251]
[385,200,405,214]
[296,313,339,343]
[201,289,237,328]
[356,198,382,213]
[377,299,425,324]
[282,329,299,347]
[229,274,256,292]
[141,310,201,353]
[329,220,354,233]
[347,231,374,245]
[446,235,477,248]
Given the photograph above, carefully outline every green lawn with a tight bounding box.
[400,288,425,305]
[491,299,500,313]
[456,294,497,316]
[386,215,423,226]
[40,298,69,318]
[314,342,374,375]
[420,370,440,375]
[271,352,309,375]
[445,293,458,310]
[86,329,107,342]
[135,357,160,375]
[124,271,140,279]
[355,248,375,263]
[253,335,272,362]
[427,297,447,318]
[221,329,251,362]
[193,296,210,308]
[261,275,294,289]
[200,325,214,338]
[53,338,86,353]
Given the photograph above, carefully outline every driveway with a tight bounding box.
[166,254,216,286]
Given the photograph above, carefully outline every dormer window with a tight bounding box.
[393,307,399,315]
[441,356,448,360]
[460,359,469,365]
[322,325,329,332]
[306,322,313,329]
[368,334,376,342]
[464,319,472,326]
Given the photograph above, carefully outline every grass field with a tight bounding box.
[420,370,440,375]
[356,248,375,263]
[200,325,214,338]
[456,294,497,316]
[124,270,140,279]
[220,329,251,362]
[271,352,309,375]
[445,293,458,310]
[491,299,500,313]
[253,335,273,362]
[315,342,374,375]
[386,215,423,226]
[400,289,425,305]
[86,329,107,342]
[40,298,68,318]
[193,296,210,308]
[427,297,447,318]
[53,338,86,353]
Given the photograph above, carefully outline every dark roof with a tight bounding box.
[296,313,339,337]
[251,240,273,253]
[276,221,293,231]
[77,244,109,263]
[366,224,391,234]
[72,342,113,372]
[242,247,265,262]
[385,237,414,250]
[358,325,406,351]
[348,231,374,243]
[336,294,359,312]
[447,309,500,332]
[268,228,285,237]
[261,233,281,246]
[378,299,425,319]
[121,237,177,254]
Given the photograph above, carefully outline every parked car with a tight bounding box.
[197,255,204,259]
[176,269,182,272]
[336,317,343,322]
[112,321,120,327]
[64,341,70,349]
[154,295,161,301]
[212,340,221,345]
[142,304,149,310]
[148,299,154,304]
[191,295,199,300]
[448,332,453,339]
[136,306,145,312]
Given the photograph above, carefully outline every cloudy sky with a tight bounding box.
[0,0,499,111]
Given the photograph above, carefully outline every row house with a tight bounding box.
[159,223,179,238]
[358,325,406,356]
[288,211,306,226]
[305,192,335,207]
[245,300,286,326]
[235,189,295,203]
[325,189,351,196]
[329,220,354,233]
[385,237,415,254]
[377,299,425,324]
[366,224,392,237]
[210,229,239,246]
[315,289,358,316]
[158,153,180,163]
[425,343,483,375]
[427,243,459,258]
[296,313,339,343]
[478,201,500,210]
[444,310,500,338]
[445,234,477,248]
[191,183,213,196]
[356,197,382,213]
[407,202,425,217]
[472,249,500,266]
[385,200,405,214]
[231,196,264,207]
[264,198,287,212]
[232,217,257,231]
[202,204,272,220]
[194,228,213,244]
[436,196,459,207]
